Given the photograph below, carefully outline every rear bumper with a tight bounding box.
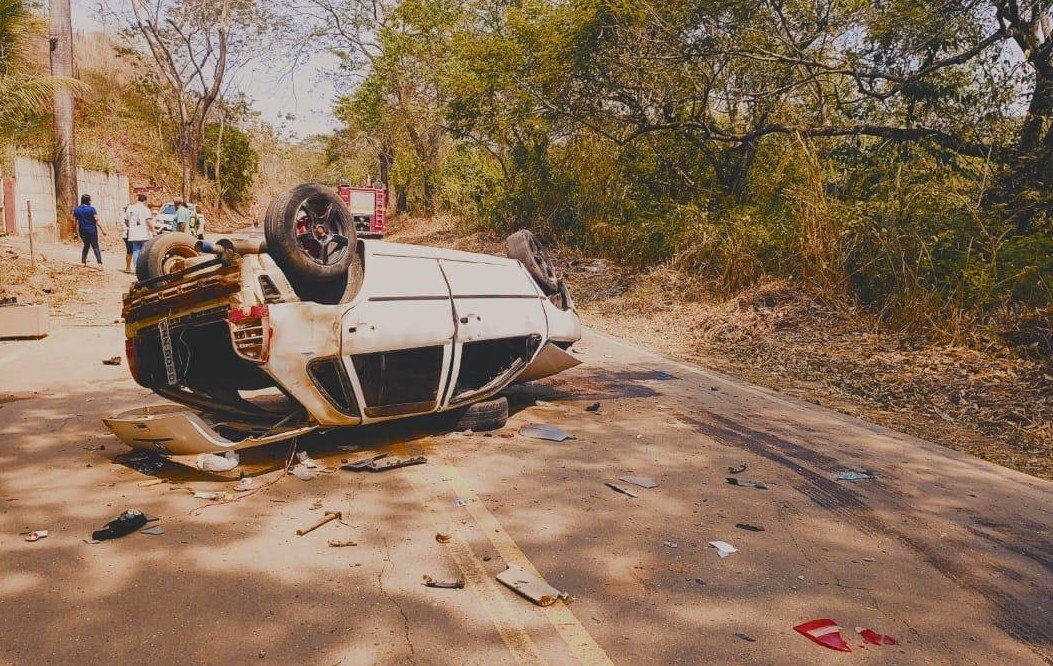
[103,405,317,455]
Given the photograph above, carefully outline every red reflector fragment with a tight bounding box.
[794,619,852,652]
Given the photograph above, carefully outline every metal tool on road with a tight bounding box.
[296,510,342,536]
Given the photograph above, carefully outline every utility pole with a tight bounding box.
[49,0,77,241]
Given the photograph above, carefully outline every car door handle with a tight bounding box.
[459,314,480,324]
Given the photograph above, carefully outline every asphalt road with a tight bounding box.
[1,259,1051,665]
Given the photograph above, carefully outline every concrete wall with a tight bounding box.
[12,158,57,238]
[9,158,129,239]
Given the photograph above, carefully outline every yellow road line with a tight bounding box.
[410,446,615,666]
[398,447,547,665]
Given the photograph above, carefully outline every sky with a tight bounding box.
[69,0,341,140]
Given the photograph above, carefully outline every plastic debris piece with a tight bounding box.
[423,575,465,589]
[140,525,164,536]
[496,565,567,606]
[340,453,427,472]
[856,628,898,646]
[435,532,452,543]
[656,371,672,380]
[102,356,122,366]
[328,540,357,547]
[585,402,601,413]
[735,632,756,643]
[794,619,852,653]
[735,523,765,532]
[725,477,768,490]
[708,540,738,558]
[663,540,679,549]
[454,498,472,507]
[533,400,559,408]
[192,491,229,500]
[91,509,148,541]
[137,479,165,488]
[728,464,747,474]
[195,451,239,473]
[618,475,659,489]
[519,423,575,442]
[24,530,48,542]
[605,482,638,498]
[835,470,878,481]
[234,477,254,492]
[291,465,318,481]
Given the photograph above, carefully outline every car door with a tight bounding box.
[339,251,455,419]
[439,258,547,406]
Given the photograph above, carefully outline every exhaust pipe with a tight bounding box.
[196,238,268,255]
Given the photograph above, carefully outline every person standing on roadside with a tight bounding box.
[73,194,106,265]
[125,193,155,269]
[174,198,191,234]
[119,197,135,273]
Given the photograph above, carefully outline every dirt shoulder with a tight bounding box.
[387,216,1053,482]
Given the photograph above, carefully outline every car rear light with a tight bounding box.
[125,338,140,382]
[228,305,271,363]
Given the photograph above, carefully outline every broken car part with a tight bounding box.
[519,423,575,442]
[422,575,465,589]
[708,541,738,558]
[339,453,427,472]
[296,511,342,536]
[793,619,853,653]
[24,530,48,542]
[727,464,747,474]
[725,477,768,490]
[857,628,898,646]
[735,523,765,532]
[835,470,878,481]
[605,482,639,498]
[618,475,659,489]
[496,565,567,606]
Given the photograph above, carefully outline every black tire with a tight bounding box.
[264,183,357,289]
[448,396,508,432]
[135,232,200,281]
[506,230,559,295]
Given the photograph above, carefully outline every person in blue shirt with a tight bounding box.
[73,194,106,265]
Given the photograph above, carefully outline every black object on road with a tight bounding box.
[341,453,427,472]
[91,509,149,541]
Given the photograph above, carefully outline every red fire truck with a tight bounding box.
[336,183,387,238]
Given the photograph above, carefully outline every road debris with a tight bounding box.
[340,453,427,472]
[735,523,765,532]
[794,619,852,652]
[234,477,254,492]
[725,477,768,489]
[192,491,232,501]
[728,464,747,474]
[24,530,48,542]
[117,451,165,475]
[454,498,473,507]
[585,402,602,413]
[137,478,165,488]
[605,482,638,498]
[835,470,878,481]
[496,565,567,606]
[140,525,165,536]
[90,509,150,542]
[102,356,122,366]
[857,628,898,646]
[656,371,672,380]
[82,444,105,451]
[533,400,560,408]
[296,511,342,536]
[708,540,738,558]
[423,575,465,589]
[435,532,452,543]
[735,632,756,643]
[328,540,357,547]
[195,451,239,473]
[663,540,679,549]
[618,475,659,489]
[519,423,575,442]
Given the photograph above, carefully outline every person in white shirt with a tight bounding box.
[125,193,155,269]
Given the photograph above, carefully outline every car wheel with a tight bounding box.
[265,183,357,292]
[135,232,200,281]
[447,396,508,432]
[506,230,559,295]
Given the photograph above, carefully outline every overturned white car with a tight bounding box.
[104,184,582,455]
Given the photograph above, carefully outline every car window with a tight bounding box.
[453,335,540,403]
[352,346,444,418]
[161,204,176,215]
